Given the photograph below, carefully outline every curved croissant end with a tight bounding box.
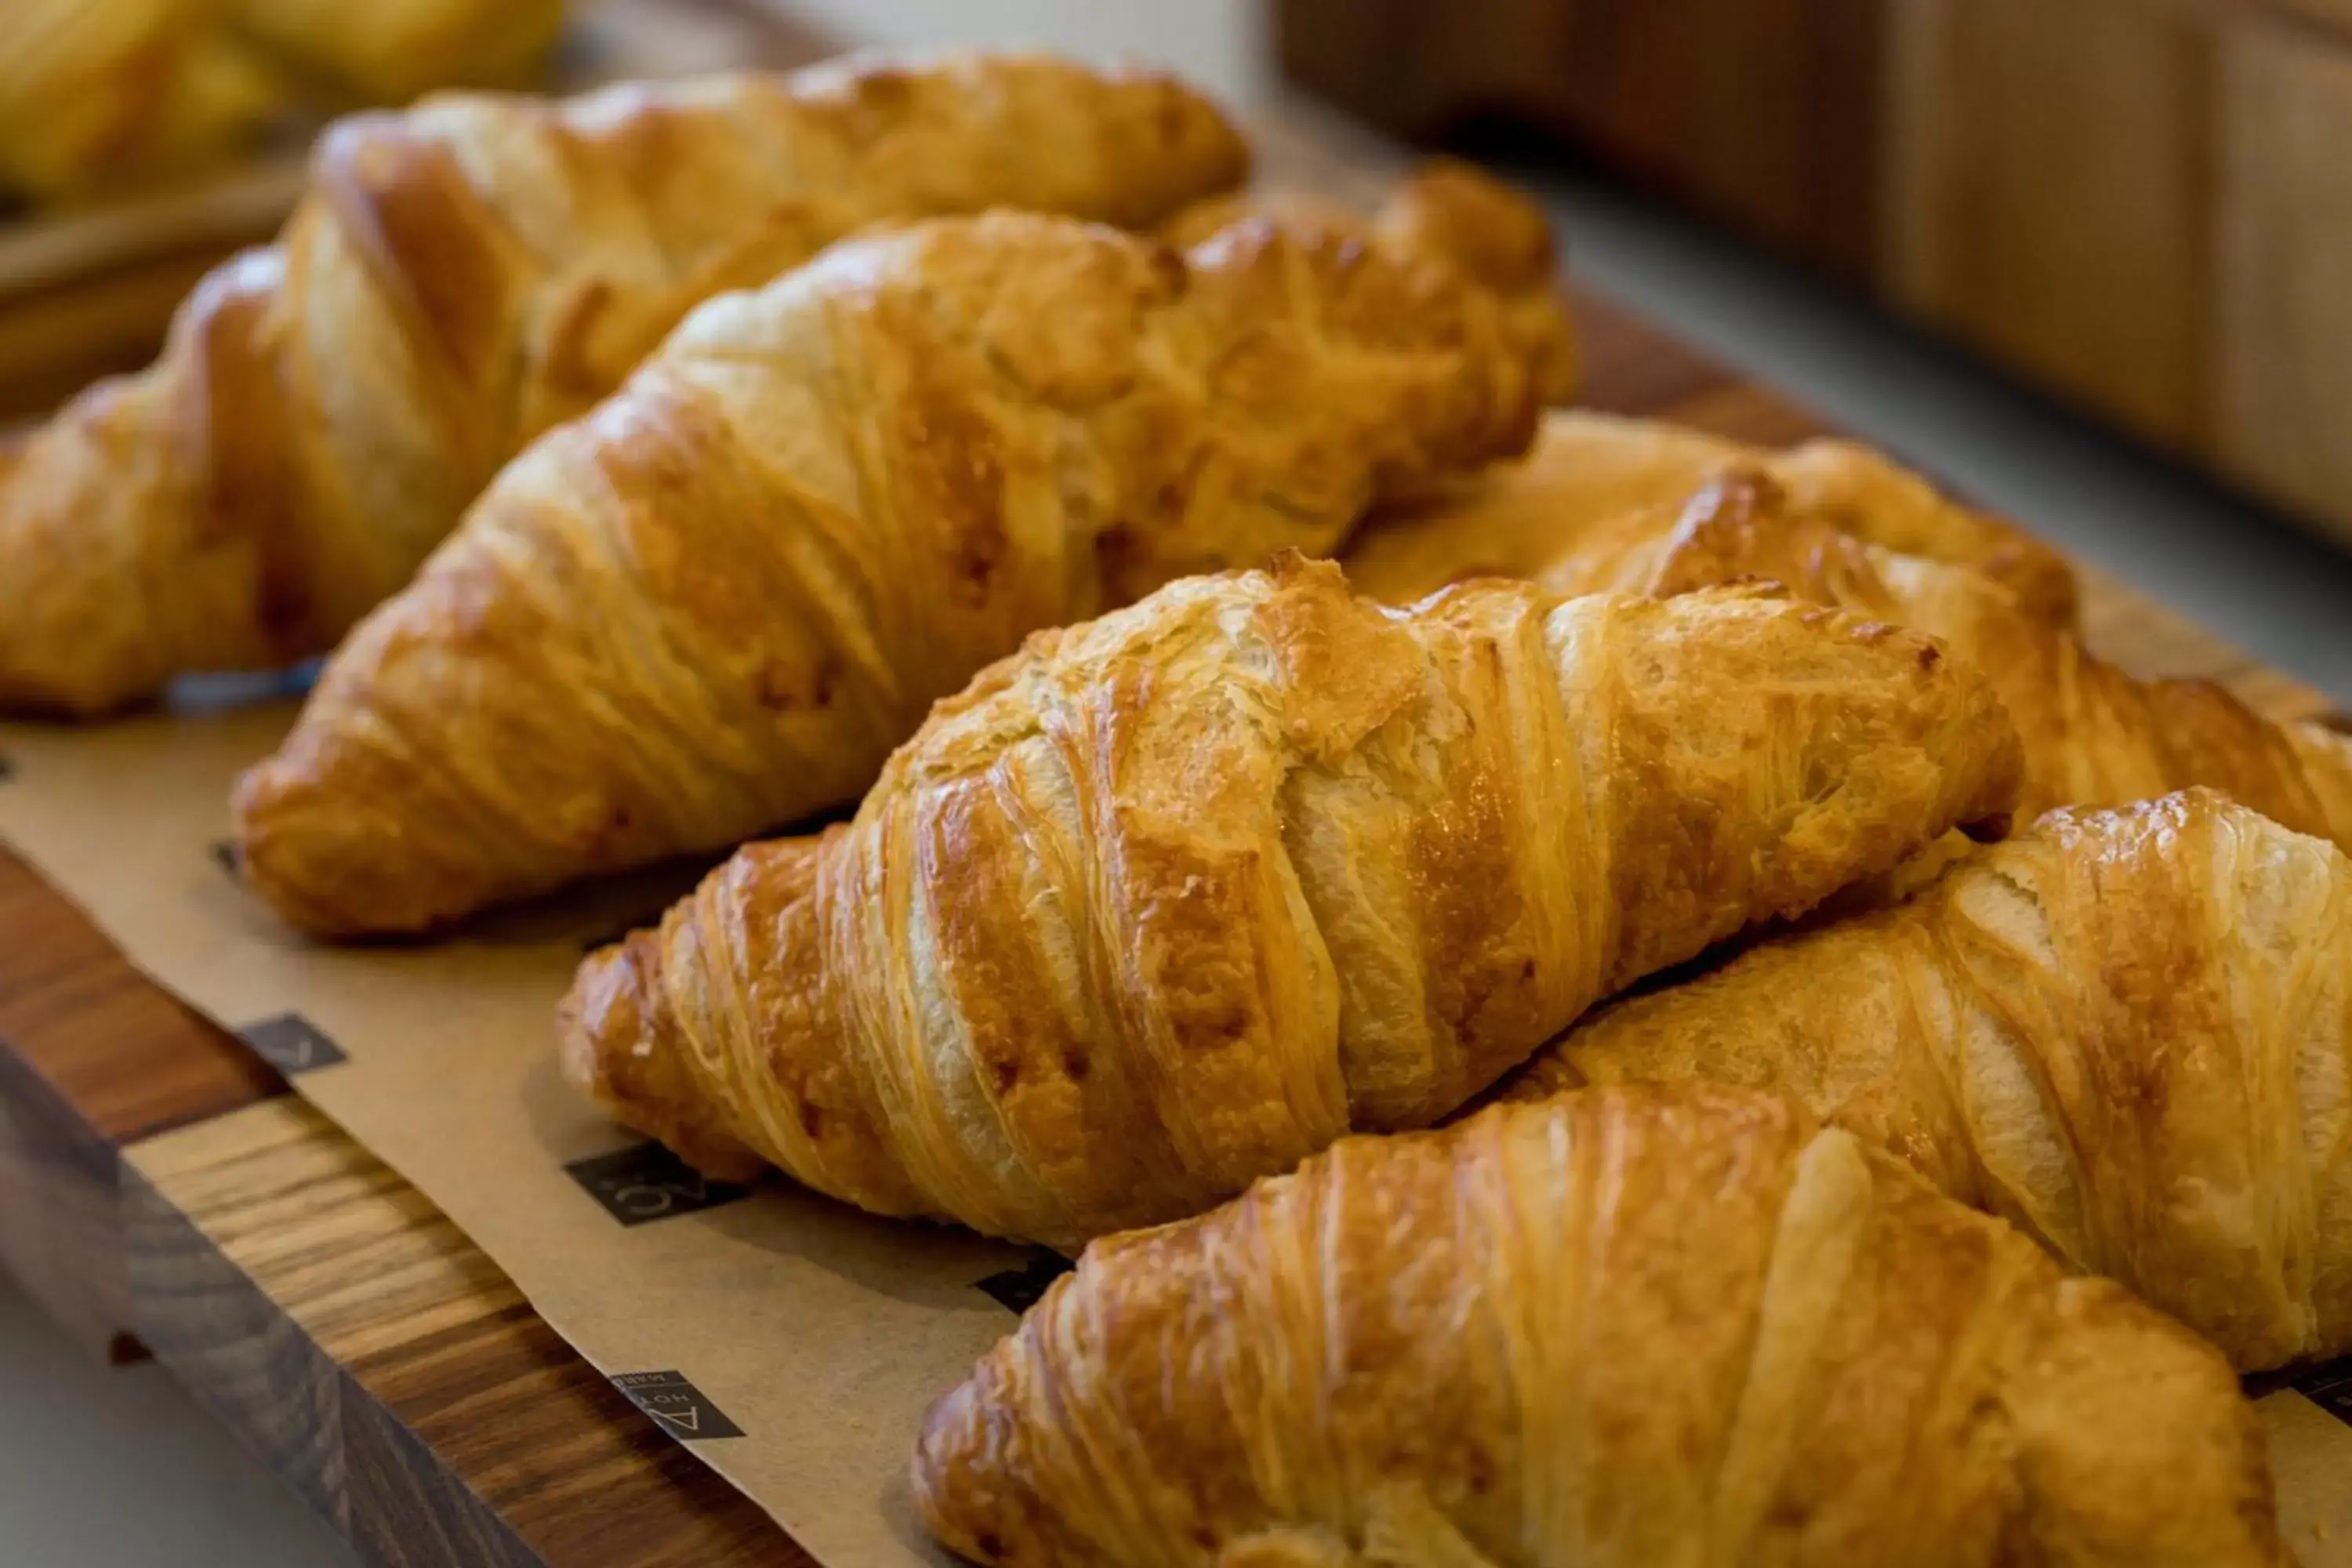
[1163,158,1576,405]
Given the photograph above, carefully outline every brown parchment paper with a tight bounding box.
[5,695,2352,1567]
[0,699,1034,1567]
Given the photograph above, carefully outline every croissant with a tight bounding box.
[0,0,568,202]
[1160,157,1577,403]
[914,1085,2279,1567]
[1518,469,2352,855]
[234,198,1561,936]
[1343,409,2081,627]
[1508,789,2352,1374]
[557,557,2021,1248]
[229,0,567,103]
[0,52,1249,715]
[0,0,283,199]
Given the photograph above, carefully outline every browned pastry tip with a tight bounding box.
[558,557,2021,1248]
[1372,156,1561,295]
[913,1085,2278,1566]
[1509,786,2352,1373]
[1160,158,1574,402]
[559,924,767,1185]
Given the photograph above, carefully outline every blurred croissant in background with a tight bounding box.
[1344,409,2081,628]
[0,0,568,201]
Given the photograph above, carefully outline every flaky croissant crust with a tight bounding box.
[234,198,1554,936]
[0,51,1250,715]
[560,557,2020,1247]
[916,1086,2278,1567]
[1341,409,2079,628]
[1160,157,1577,404]
[1528,468,2352,851]
[1513,789,2352,1372]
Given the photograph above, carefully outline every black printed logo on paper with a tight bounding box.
[612,1371,745,1441]
[975,1249,1074,1314]
[210,840,239,878]
[238,1013,348,1075]
[0,753,16,782]
[564,1142,750,1225]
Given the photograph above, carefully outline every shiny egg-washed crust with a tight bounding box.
[234,202,1557,937]
[914,1086,2279,1567]
[1343,409,2081,628]
[0,51,1249,716]
[558,557,2022,1248]
[1160,157,1576,403]
[1529,470,2352,851]
[1510,789,2352,1374]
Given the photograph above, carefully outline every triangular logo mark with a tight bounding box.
[652,1406,701,1433]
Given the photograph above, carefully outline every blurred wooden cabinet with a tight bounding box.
[1279,0,2352,546]
[1278,0,1888,281]
[2216,17,2352,525]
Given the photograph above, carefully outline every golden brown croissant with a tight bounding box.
[229,0,566,103]
[558,557,2022,1247]
[1519,469,2352,854]
[1508,789,2352,1374]
[233,203,1559,937]
[1160,157,1577,403]
[1343,409,2081,627]
[915,1085,2279,1567]
[0,0,567,202]
[0,0,283,199]
[0,52,1249,716]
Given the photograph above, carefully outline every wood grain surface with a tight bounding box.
[125,1098,798,1568]
[2215,16,2352,532]
[0,117,2342,1568]
[1880,0,2214,448]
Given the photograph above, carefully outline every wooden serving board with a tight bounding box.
[0,108,2346,1568]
